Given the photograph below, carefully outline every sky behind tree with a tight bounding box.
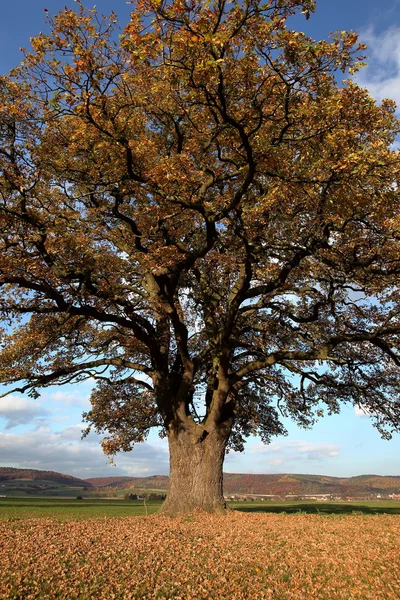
[1,0,400,479]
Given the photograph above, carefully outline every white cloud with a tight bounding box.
[57,424,89,441]
[354,405,372,418]
[224,449,242,462]
[252,440,341,463]
[0,396,49,429]
[44,390,90,408]
[0,425,169,478]
[356,26,400,107]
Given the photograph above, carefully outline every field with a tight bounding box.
[0,497,162,520]
[0,478,89,498]
[1,499,400,599]
[1,496,400,520]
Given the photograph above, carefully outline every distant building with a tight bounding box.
[285,494,332,501]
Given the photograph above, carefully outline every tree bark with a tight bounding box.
[161,423,228,516]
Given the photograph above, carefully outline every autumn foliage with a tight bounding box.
[0,0,399,513]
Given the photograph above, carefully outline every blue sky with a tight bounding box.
[0,0,400,479]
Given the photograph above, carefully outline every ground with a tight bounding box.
[1,499,400,599]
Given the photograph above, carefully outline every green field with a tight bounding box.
[232,499,400,514]
[0,478,164,499]
[1,496,400,520]
[0,497,162,520]
[0,479,90,498]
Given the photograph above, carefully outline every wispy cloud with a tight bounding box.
[252,440,341,464]
[43,390,90,408]
[356,26,400,107]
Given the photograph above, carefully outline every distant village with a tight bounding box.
[2,468,400,502]
[224,493,400,502]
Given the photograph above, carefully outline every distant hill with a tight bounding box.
[85,473,400,497]
[85,475,169,490]
[222,473,400,497]
[0,467,91,488]
[84,476,139,488]
[2,468,400,497]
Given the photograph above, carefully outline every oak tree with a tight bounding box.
[1,0,399,515]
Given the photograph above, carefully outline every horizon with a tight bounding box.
[1,0,400,478]
[3,465,400,480]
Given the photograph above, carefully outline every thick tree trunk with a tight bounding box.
[161,424,228,516]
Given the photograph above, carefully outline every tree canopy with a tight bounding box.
[0,0,399,513]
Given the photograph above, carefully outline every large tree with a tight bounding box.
[0,0,399,515]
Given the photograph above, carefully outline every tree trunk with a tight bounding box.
[161,423,228,516]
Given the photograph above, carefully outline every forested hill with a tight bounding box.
[0,467,90,487]
[85,473,400,497]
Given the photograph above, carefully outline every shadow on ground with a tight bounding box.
[234,503,400,515]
